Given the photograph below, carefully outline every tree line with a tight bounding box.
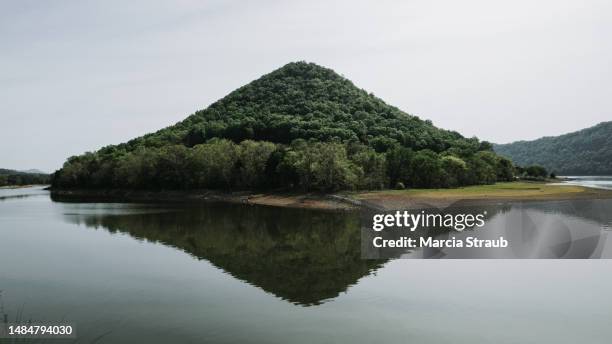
[52,138,521,192]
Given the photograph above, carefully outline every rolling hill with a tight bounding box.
[494,121,612,175]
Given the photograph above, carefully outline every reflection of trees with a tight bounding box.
[68,203,385,306]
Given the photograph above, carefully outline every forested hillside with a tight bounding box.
[494,121,612,175]
[0,168,50,186]
[52,62,515,191]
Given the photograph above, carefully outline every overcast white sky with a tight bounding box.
[1,0,611,172]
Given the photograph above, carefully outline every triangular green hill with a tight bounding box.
[122,61,468,152]
[53,61,512,191]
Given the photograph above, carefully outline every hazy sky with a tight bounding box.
[1,0,611,172]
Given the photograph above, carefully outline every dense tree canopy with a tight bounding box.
[53,139,517,191]
[126,61,473,152]
[494,121,612,175]
[53,62,518,191]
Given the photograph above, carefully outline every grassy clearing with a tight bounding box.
[354,181,605,201]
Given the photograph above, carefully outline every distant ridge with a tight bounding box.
[494,121,612,175]
[22,169,47,174]
[0,168,50,186]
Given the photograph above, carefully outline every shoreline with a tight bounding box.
[48,181,612,211]
[0,184,48,189]
[49,188,357,211]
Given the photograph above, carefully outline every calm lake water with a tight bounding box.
[1,182,612,343]
[557,176,612,190]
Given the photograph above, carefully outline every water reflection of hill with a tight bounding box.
[66,203,385,306]
[61,198,612,303]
